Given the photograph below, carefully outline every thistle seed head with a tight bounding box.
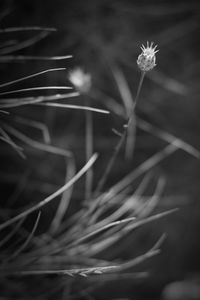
[68,67,91,94]
[137,41,159,72]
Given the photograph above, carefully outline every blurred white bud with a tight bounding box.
[68,67,91,94]
[137,41,158,72]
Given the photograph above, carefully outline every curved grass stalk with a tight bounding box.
[37,102,110,114]
[66,217,136,249]
[0,92,79,108]
[0,86,72,96]
[85,211,177,256]
[0,54,72,62]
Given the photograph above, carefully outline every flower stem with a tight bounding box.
[94,71,146,195]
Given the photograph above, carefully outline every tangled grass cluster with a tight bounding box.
[0,24,199,300]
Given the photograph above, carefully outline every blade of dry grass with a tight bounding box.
[0,27,56,33]
[110,63,132,114]
[0,92,79,108]
[110,62,135,160]
[0,153,98,231]
[0,54,72,62]
[91,88,125,117]
[0,110,9,114]
[85,102,93,201]
[0,32,50,55]
[65,174,155,239]
[135,176,165,217]
[94,71,145,194]
[119,234,166,271]
[13,116,51,144]
[9,265,119,276]
[125,208,178,232]
[91,144,176,222]
[0,68,66,88]
[86,209,177,256]
[109,143,178,197]
[0,92,79,105]
[0,127,25,158]
[66,217,136,249]
[37,102,110,114]
[0,86,72,96]
[0,135,25,158]
[49,157,76,235]
[7,170,30,206]
[0,217,26,249]
[88,272,149,281]
[3,124,71,157]
[86,173,152,227]
[6,212,41,261]
[137,117,200,158]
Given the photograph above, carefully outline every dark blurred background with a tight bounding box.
[1,0,200,299]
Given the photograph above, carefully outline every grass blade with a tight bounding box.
[37,102,110,114]
[0,68,66,88]
[0,55,72,62]
[0,27,56,33]
[0,153,98,231]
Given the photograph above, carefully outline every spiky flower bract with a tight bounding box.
[137,41,159,72]
[68,67,91,94]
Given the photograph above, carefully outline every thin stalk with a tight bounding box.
[128,71,145,123]
[85,98,93,201]
[95,71,145,195]
[0,68,66,88]
[125,71,145,160]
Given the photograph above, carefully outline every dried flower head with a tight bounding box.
[68,67,91,94]
[137,41,159,72]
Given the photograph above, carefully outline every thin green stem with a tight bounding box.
[95,71,146,195]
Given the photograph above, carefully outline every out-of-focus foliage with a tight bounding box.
[1,0,200,299]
